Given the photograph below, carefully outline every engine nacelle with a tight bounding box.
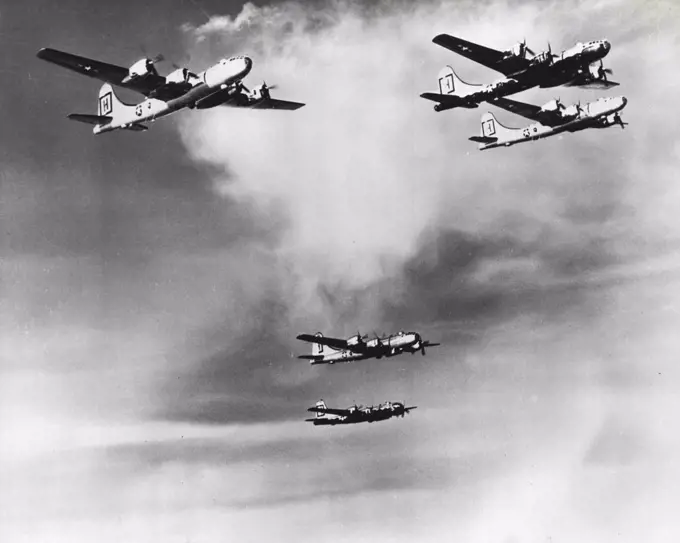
[530,51,552,66]
[505,41,527,59]
[588,61,603,79]
[128,58,155,79]
[165,68,190,85]
[561,104,580,119]
[346,334,364,347]
[540,99,561,113]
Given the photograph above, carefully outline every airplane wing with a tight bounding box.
[563,78,620,89]
[432,34,530,76]
[296,334,348,350]
[248,98,305,110]
[490,97,543,121]
[307,406,349,416]
[37,48,170,97]
[490,97,564,127]
[217,93,306,110]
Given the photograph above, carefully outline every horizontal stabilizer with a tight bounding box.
[469,136,498,143]
[420,92,478,110]
[124,124,148,131]
[579,79,620,89]
[420,92,457,104]
[67,113,112,125]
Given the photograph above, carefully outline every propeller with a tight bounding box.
[139,46,166,69]
[255,80,279,99]
[576,99,584,115]
[614,113,627,129]
[597,59,613,81]
[524,38,536,57]
[398,403,417,417]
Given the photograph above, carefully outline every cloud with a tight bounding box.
[163,0,680,427]
[175,0,679,322]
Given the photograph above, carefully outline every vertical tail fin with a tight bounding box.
[481,111,520,136]
[469,112,522,149]
[438,65,482,96]
[98,83,135,117]
[312,332,324,357]
[315,399,327,418]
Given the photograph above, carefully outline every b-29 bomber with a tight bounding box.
[306,399,417,426]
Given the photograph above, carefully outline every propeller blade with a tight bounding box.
[597,59,610,81]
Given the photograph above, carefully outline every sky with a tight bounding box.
[1,0,680,541]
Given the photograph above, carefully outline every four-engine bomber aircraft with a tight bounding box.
[306,399,417,426]
[36,48,305,134]
[469,95,628,150]
[296,331,440,365]
[421,34,618,112]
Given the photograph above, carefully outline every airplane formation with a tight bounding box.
[420,34,627,148]
[36,31,628,425]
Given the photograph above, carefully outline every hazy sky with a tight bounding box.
[2,0,680,542]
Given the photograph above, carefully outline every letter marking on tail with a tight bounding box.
[482,118,496,137]
[99,92,112,116]
[439,73,454,94]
